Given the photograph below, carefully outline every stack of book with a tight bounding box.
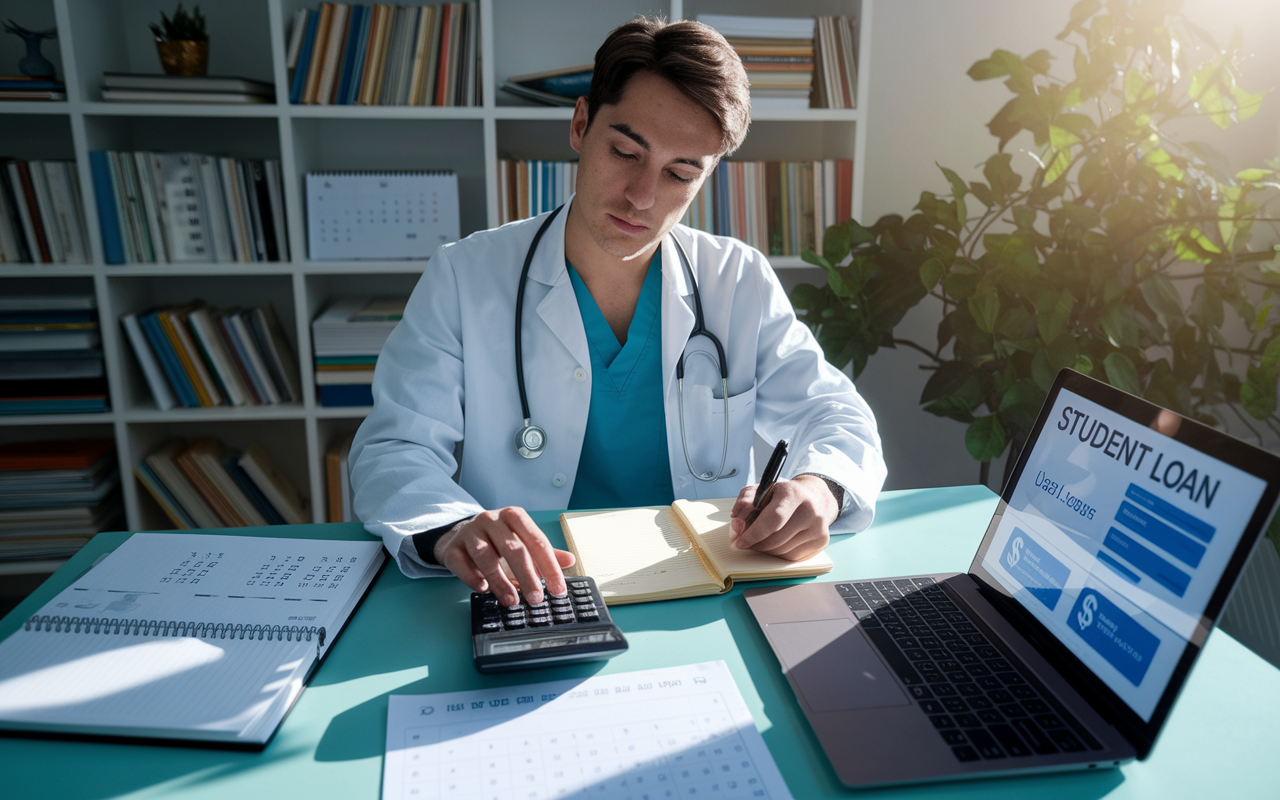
[0,439,123,565]
[311,296,405,407]
[135,438,308,529]
[0,159,90,264]
[681,159,853,257]
[325,432,356,522]
[88,151,288,264]
[0,295,107,415]
[698,14,857,110]
[497,160,578,225]
[100,73,275,104]
[499,64,591,107]
[121,303,300,411]
[0,76,66,101]
[286,2,480,106]
[699,14,816,110]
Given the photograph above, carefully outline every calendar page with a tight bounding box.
[37,533,384,630]
[384,661,792,800]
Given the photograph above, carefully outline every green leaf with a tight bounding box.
[984,153,1023,200]
[1139,274,1185,328]
[966,415,1008,462]
[1044,149,1072,185]
[1261,336,1280,372]
[848,219,876,246]
[1048,125,1079,150]
[969,291,1001,333]
[1240,365,1278,419]
[939,165,968,225]
[1037,292,1073,343]
[1057,0,1101,39]
[822,223,852,266]
[1031,349,1056,390]
[924,396,977,424]
[998,379,1046,435]
[1024,49,1052,75]
[800,249,832,270]
[1104,352,1141,395]
[1236,168,1274,182]
[920,257,944,290]
[969,52,1011,81]
[1100,306,1141,349]
[920,361,992,407]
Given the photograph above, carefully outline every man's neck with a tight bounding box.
[564,203,661,345]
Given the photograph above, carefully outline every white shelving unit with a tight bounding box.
[0,0,870,544]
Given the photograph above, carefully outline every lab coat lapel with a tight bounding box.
[528,202,589,369]
[661,231,696,405]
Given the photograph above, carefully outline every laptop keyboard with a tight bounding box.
[836,578,1104,762]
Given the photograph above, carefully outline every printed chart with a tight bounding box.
[383,661,792,800]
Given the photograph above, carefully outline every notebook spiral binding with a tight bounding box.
[23,615,327,647]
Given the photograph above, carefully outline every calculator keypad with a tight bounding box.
[472,577,608,634]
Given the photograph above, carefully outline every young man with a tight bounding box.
[350,18,886,606]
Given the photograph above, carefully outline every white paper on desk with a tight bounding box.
[383,660,793,800]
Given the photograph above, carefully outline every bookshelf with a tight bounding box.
[0,0,870,548]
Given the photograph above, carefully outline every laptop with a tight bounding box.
[744,369,1280,787]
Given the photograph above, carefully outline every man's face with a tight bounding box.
[569,70,722,262]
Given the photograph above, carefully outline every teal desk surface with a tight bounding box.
[1,485,1277,799]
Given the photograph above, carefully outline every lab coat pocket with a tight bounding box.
[681,381,757,489]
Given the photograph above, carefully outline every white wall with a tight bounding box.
[856,0,1280,491]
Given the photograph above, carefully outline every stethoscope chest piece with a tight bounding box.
[516,421,547,459]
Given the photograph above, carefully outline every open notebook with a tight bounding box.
[560,497,833,605]
[0,533,384,747]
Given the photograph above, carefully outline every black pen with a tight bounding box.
[744,439,788,526]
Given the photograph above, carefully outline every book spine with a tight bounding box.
[222,453,287,525]
[88,152,126,264]
[133,152,169,261]
[105,152,138,262]
[139,311,199,407]
[264,160,289,262]
[13,162,52,262]
[304,3,335,104]
[239,161,266,261]
[218,157,250,262]
[249,161,278,262]
[159,309,220,406]
[187,308,245,406]
[121,312,177,411]
[286,7,309,70]
[218,313,267,404]
[316,3,350,105]
[290,10,319,104]
[134,460,195,530]
[335,4,363,104]
[22,615,325,646]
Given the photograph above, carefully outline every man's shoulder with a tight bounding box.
[673,224,774,281]
[434,213,549,266]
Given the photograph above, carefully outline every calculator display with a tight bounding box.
[490,631,620,654]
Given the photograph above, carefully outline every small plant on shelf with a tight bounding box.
[149,4,207,43]
[150,4,208,77]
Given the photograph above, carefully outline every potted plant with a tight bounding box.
[151,4,208,77]
[792,0,1280,491]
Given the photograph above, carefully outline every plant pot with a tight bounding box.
[156,40,208,77]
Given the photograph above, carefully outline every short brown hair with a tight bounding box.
[588,18,751,156]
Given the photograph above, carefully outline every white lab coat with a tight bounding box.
[350,201,887,577]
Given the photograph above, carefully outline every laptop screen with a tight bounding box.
[977,380,1269,723]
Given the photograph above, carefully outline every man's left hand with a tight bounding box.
[728,475,839,561]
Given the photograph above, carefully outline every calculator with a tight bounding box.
[470,576,628,673]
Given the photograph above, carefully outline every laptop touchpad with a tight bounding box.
[766,619,909,712]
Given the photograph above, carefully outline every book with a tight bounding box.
[133,459,194,530]
[500,63,591,107]
[142,440,222,529]
[325,432,355,522]
[238,442,308,526]
[101,88,274,104]
[559,497,833,605]
[102,73,275,96]
[175,437,259,526]
[0,439,114,471]
[0,532,385,746]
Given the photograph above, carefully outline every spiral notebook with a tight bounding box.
[305,171,460,260]
[0,532,385,747]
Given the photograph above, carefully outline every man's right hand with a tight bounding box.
[433,507,576,606]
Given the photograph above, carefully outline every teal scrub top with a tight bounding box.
[566,251,675,509]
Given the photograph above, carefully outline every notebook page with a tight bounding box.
[560,506,724,602]
[40,533,383,630]
[0,626,312,737]
[672,498,833,580]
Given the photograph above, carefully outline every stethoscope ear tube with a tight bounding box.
[513,207,564,459]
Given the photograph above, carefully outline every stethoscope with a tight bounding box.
[514,205,737,482]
